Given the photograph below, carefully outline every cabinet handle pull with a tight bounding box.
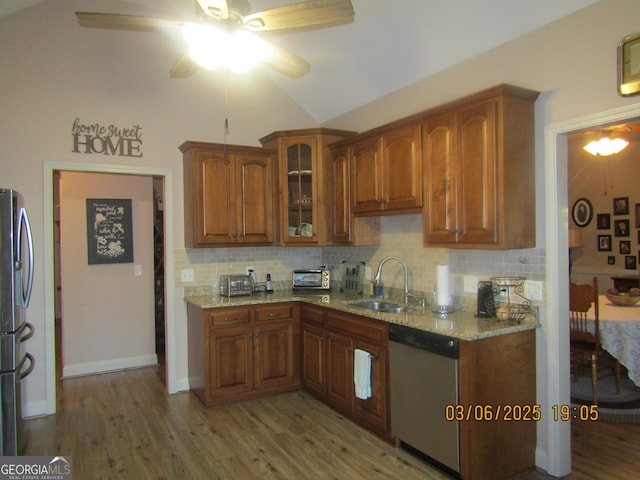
[267,312,282,318]
[223,317,240,322]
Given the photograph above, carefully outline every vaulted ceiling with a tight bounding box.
[1,0,599,122]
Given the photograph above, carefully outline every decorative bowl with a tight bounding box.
[604,292,640,306]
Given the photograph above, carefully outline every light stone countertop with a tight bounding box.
[184,290,538,341]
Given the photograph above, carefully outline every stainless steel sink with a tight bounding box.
[350,300,412,314]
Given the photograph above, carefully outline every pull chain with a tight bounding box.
[224,68,229,152]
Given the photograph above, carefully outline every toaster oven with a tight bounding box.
[292,269,331,291]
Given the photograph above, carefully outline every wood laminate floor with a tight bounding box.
[24,365,640,479]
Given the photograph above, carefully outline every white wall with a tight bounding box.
[59,171,156,376]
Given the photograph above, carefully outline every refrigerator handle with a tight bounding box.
[20,322,35,343]
[17,207,34,308]
[17,353,35,381]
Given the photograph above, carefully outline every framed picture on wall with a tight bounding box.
[620,240,631,254]
[615,219,630,237]
[597,213,611,229]
[614,197,629,215]
[86,198,134,265]
[635,203,640,228]
[608,256,616,265]
[625,255,637,270]
[572,198,593,227]
[598,234,612,251]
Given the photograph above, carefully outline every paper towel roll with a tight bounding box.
[437,265,450,306]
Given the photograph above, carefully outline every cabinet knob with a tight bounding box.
[267,312,282,318]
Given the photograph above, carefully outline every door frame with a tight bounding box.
[42,161,177,415]
[545,102,640,476]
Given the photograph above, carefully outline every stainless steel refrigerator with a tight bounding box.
[0,188,35,456]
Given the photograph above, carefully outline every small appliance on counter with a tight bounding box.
[219,274,253,297]
[292,268,330,291]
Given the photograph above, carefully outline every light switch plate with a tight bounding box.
[464,275,479,293]
[134,264,142,276]
[525,280,543,301]
[181,269,194,282]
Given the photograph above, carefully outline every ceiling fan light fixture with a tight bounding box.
[582,137,629,156]
[183,25,272,73]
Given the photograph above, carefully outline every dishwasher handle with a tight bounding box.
[389,323,459,359]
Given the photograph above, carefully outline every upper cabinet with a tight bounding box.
[422,85,539,249]
[350,123,422,215]
[260,129,355,246]
[181,141,276,247]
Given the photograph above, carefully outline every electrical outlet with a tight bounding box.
[246,266,254,276]
[525,280,543,301]
[364,266,372,281]
[134,264,142,276]
[464,275,479,293]
[181,269,194,282]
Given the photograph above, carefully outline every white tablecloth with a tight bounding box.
[586,295,640,386]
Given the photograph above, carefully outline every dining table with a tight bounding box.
[586,295,640,387]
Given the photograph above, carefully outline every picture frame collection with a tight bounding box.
[575,196,640,270]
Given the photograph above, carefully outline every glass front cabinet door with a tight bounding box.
[284,139,316,243]
[260,129,356,246]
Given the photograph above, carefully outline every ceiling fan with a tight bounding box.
[75,0,355,79]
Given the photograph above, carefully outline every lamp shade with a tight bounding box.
[568,227,584,248]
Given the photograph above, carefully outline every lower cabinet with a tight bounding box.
[187,302,299,406]
[301,304,390,438]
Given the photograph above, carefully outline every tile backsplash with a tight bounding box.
[176,213,545,301]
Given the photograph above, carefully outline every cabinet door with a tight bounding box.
[301,320,326,397]
[422,113,457,243]
[381,123,422,211]
[329,146,352,243]
[352,338,388,435]
[254,320,296,390]
[325,330,353,413]
[209,325,253,399]
[456,100,498,244]
[193,150,237,245]
[235,153,275,244]
[281,137,318,244]
[351,137,382,214]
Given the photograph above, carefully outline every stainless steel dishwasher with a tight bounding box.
[389,323,460,475]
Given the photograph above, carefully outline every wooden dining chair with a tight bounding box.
[569,277,621,404]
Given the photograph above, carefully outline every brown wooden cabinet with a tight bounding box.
[350,122,422,216]
[187,302,299,406]
[422,85,539,249]
[259,128,355,245]
[327,144,380,245]
[300,305,390,438]
[180,141,276,247]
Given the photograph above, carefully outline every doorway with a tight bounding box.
[43,162,176,416]
[53,171,166,381]
[546,103,640,476]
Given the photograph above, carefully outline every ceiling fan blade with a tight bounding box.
[242,0,354,33]
[75,12,189,32]
[169,53,201,78]
[264,42,310,78]
[196,0,229,19]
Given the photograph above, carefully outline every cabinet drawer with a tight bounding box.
[255,303,293,322]
[207,308,251,327]
[300,305,325,326]
[326,312,387,344]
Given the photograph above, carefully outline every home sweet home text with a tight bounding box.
[71,118,143,157]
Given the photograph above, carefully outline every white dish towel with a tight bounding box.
[354,348,372,400]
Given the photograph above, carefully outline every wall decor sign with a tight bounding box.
[86,198,134,264]
[71,118,143,157]
[572,198,593,227]
[618,32,640,96]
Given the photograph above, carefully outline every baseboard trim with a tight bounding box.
[62,354,158,378]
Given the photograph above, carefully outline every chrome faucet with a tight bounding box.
[373,256,411,303]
